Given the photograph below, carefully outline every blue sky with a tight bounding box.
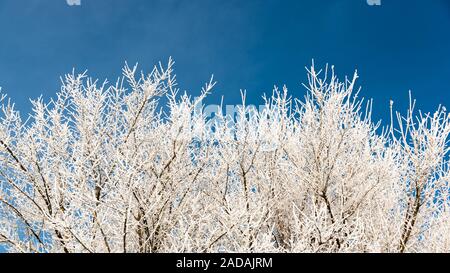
[0,0,449,123]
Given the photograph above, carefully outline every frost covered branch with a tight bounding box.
[0,60,449,253]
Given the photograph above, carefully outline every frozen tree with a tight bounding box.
[0,59,449,253]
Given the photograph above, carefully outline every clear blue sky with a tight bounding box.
[0,0,449,123]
